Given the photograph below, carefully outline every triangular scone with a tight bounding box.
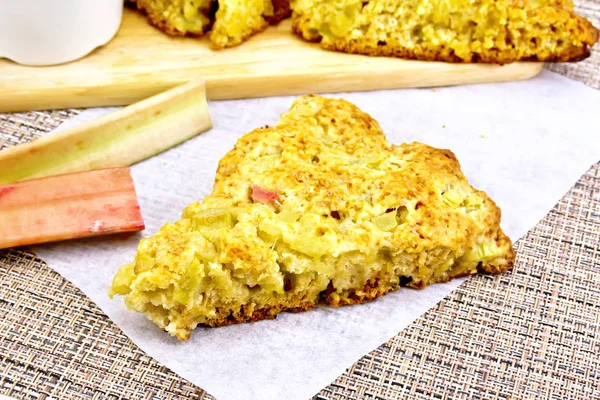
[109,96,515,340]
[291,0,598,63]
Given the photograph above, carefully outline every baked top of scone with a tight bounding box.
[291,0,598,63]
[109,95,515,340]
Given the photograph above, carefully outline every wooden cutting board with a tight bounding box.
[0,8,544,113]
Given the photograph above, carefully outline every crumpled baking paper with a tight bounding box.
[31,70,600,400]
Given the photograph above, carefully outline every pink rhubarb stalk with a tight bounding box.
[0,168,145,249]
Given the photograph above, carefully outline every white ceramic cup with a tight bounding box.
[0,0,123,66]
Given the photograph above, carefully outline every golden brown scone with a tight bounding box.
[291,0,598,63]
[133,0,291,48]
[209,0,274,49]
[135,0,214,36]
[109,95,515,340]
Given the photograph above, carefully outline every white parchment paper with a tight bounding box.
[32,70,600,400]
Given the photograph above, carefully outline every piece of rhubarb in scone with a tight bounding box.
[251,184,280,204]
[0,168,145,249]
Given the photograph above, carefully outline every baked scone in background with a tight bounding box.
[127,0,597,61]
[291,0,599,63]
[128,0,291,48]
[109,95,515,340]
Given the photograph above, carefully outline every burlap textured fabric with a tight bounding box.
[1,5,599,397]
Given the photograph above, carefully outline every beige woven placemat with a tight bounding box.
[1,5,600,398]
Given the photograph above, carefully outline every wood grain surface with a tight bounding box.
[0,8,544,112]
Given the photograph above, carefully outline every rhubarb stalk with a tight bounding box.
[0,168,145,249]
[0,79,212,185]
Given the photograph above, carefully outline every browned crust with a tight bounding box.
[291,14,598,64]
[204,301,317,327]
[321,256,514,307]
[323,279,398,306]
[324,39,592,64]
[174,253,515,340]
[169,299,316,339]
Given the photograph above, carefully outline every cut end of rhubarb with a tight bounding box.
[0,168,145,250]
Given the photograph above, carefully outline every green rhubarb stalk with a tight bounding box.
[0,79,212,184]
[0,168,145,249]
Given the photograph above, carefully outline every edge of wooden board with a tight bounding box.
[205,62,545,100]
[0,62,544,113]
